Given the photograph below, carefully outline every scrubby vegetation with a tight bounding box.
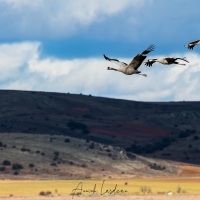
[149,163,166,170]
[64,138,70,143]
[12,163,23,170]
[29,163,35,168]
[2,160,11,166]
[0,166,5,171]
[67,120,89,134]
[178,129,196,138]
[39,191,52,196]
[126,136,175,154]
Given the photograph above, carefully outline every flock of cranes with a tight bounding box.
[103,39,200,77]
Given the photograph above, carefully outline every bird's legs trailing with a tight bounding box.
[138,73,147,77]
[174,62,186,66]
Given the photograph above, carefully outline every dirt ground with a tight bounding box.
[4,195,200,200]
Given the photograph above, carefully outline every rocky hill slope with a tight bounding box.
[0,89,199,179]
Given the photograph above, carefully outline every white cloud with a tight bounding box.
[0,0,200,52]
[1,42,200,102]
[0,42,39,80]
[0,0,152,39]
[0,0,41,8]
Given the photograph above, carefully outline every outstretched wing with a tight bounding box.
[145,59,156,67]
[185,40,200,49]
[103,54,127,67]
[128,44,155,70]
[189,39,200,45]
[140,44,155,55]
[175,57,189,63]
[129,55,146,69]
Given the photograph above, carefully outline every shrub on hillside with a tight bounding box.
[29,164,35,168]
[193,135,199,140]
[13,171,19,175]
[178,129,196,138]
[67,120,89,134]
[126,152,136,159]
[50,162,57,167]
[2,160,11,166]
[88,143,95,149]
[64,138,70,143]
[126,137,173,154]
[54,151,59,157]
[0,166,6,171]
[12,164,23,170]
[149,163,166,170]
[21,146,30,152]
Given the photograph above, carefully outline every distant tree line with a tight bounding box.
[126,137,172,154]
[67,120,89,134]
[126,128,197,154]
[178,129,196,138]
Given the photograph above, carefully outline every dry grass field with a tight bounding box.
[4,194,200,200]
[0,178,200,199]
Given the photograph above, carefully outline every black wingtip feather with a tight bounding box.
[141,44,155,55]
[145,62,152,67]
[103,54,109,60]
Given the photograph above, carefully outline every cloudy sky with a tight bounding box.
[0,0,200,101]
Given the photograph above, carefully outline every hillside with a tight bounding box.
[0,133,181,179]
[0,90,200,179]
